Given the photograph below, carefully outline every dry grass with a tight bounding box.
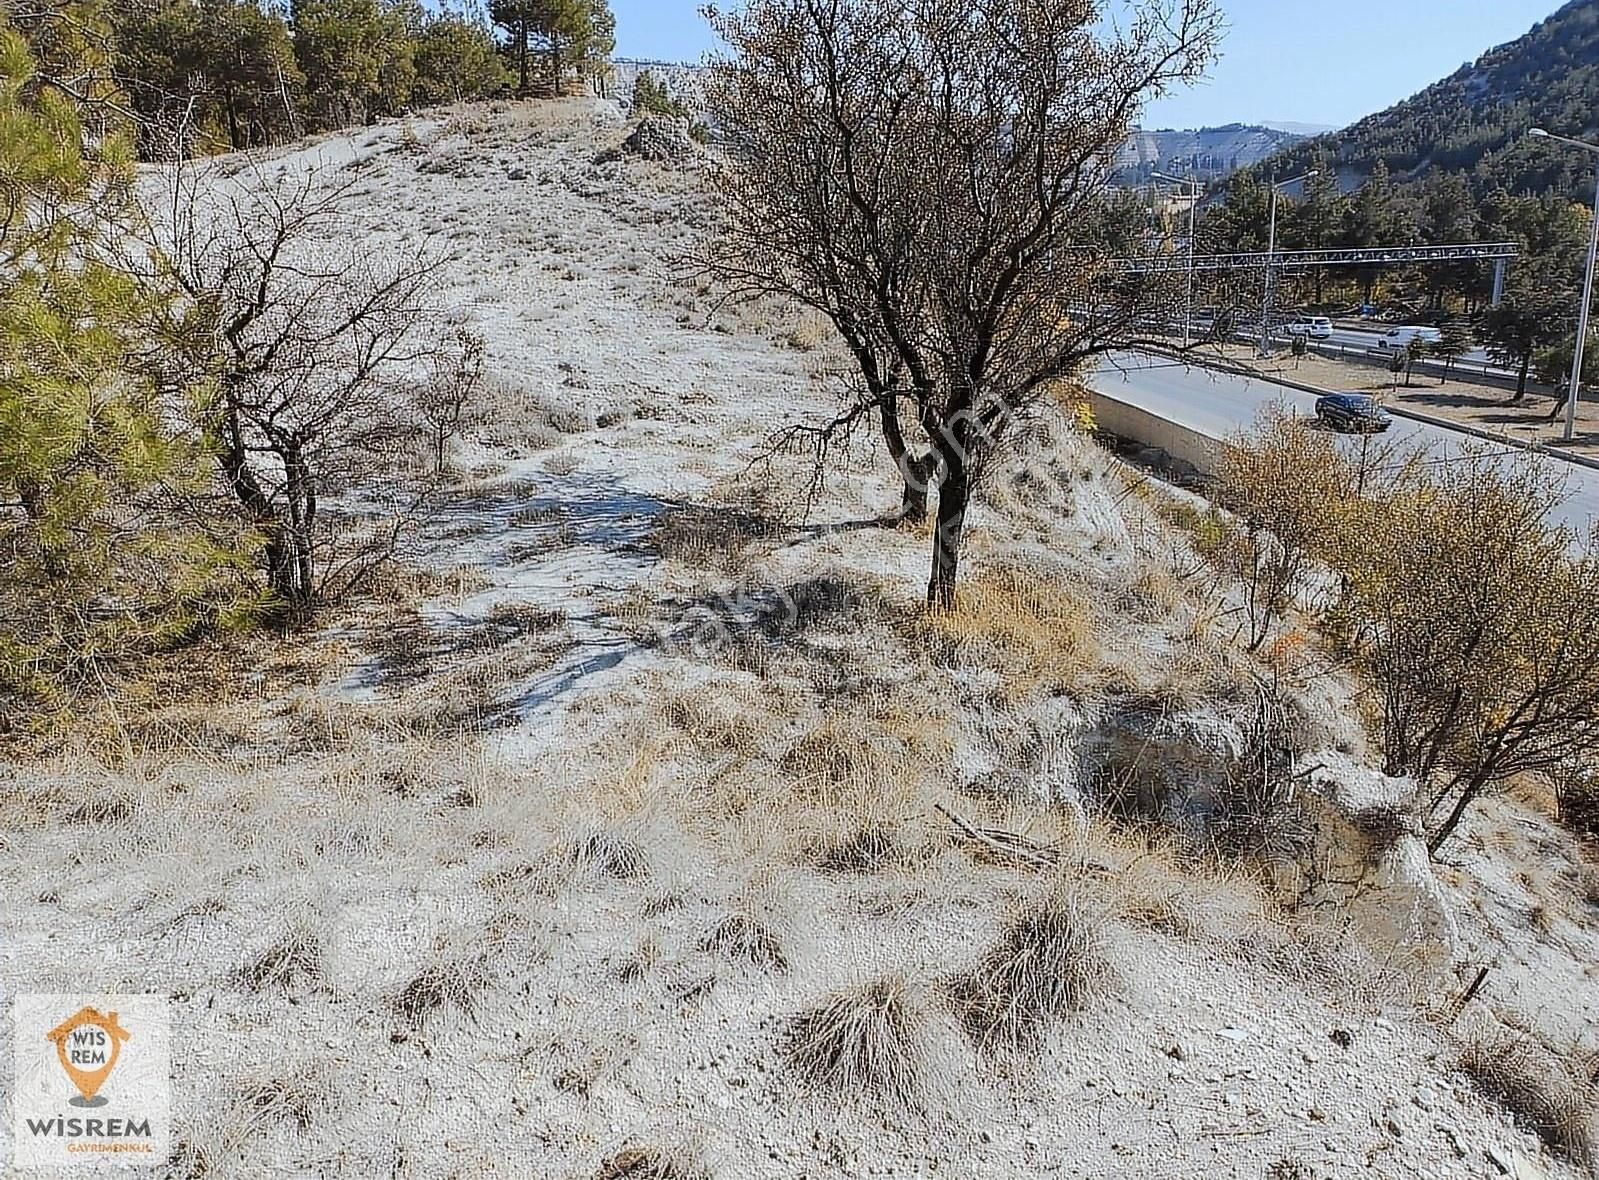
[813,823,900,875]
[1458,1024,1598,1164]
[948,888,1115,1051]
[596,1146,710,1180]
[785,975,929,1106]
[698,913,788,972]
[652,504,779,570]
[910,567,1098,702]
[779,707,950,806]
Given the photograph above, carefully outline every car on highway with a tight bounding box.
[1376,325,1442,349]
[1315,392,1392,433]
[1284,315,1333,339]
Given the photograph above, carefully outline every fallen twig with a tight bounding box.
[934,802,1061,869]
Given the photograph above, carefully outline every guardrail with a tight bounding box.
[1298,338,1534,395]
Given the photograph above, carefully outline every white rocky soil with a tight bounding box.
[1,100,1595,1180]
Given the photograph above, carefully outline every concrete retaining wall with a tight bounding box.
[1088,391,1224,477]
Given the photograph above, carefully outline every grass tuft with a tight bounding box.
[949,891,1114,1051]
[596,1146,710,1180]
[238,928,322,992]
[785,975,927,1105]
[394,961,486,1031]
[698,913,788,972]
[1459,1025,1597,1164]
[567,831,651,880]
[814,824,898,875]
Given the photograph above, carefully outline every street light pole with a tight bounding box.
[1258,170,1319,359]
[1153,170,1199,349]
[1531,128,1599,442]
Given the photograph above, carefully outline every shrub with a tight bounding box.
[631,70,688,120]
[1215,411,1364,651]
[1329,452,1599,852]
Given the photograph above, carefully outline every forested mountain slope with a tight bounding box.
[1263,0,1599,203]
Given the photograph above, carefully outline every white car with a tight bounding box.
[1285,316,1333,340]
[1377,326,1442,349]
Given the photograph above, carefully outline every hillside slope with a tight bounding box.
[0,102,1594,1178]
[1264,0,1599,202]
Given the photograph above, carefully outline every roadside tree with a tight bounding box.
[703,0,1220,607]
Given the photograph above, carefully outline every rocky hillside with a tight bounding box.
[1115,123,1306,184]
[0,100,1593,1178]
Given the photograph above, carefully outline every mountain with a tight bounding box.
[1259,121,1338,137]
[609,59,708,107]
[1257,0,1599,203]
[1115,124,1306,184]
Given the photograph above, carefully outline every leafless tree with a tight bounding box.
[702,0,1221,606]
[415,328,485,475]
[142,160,477,621]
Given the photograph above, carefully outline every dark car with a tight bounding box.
[1315,392,1392,434]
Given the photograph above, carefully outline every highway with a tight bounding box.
[1091,352,1599,534]
[1317,323,1496,368]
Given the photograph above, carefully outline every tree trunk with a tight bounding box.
[1427,778,1481,855]
[517,21,529,95]
[1510,352,1529,403]
[279,433,317,621]
[216,400,302,622]
[223,81,241,150]
[926,454,968,610]
[879,397,932,522]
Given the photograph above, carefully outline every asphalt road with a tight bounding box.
[1091,351,1599,533]
[1320,324,1495,368]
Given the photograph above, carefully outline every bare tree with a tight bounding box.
[143,161,475,621]
[415,328,485,475]
[702,0,1220,606]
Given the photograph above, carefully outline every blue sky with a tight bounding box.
[609,0,1565,130]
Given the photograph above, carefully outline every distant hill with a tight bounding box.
[1115,124,1306,184]
[607,61,1300,183]
[1258,0,1599,203]
[608,59,707,108]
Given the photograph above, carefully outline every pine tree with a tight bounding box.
[113,1,303,153]
[1480,195,1590,402]
[0,15,251,706]
[411,3,508,106]
[291,0,415,128]
[491,0,612,96]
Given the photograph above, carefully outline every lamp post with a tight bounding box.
[1530,128,1599,442]
[1259,169,1320,358]
[1153,171,1201,349]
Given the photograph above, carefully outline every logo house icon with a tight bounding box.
[44,1007,131,1108]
